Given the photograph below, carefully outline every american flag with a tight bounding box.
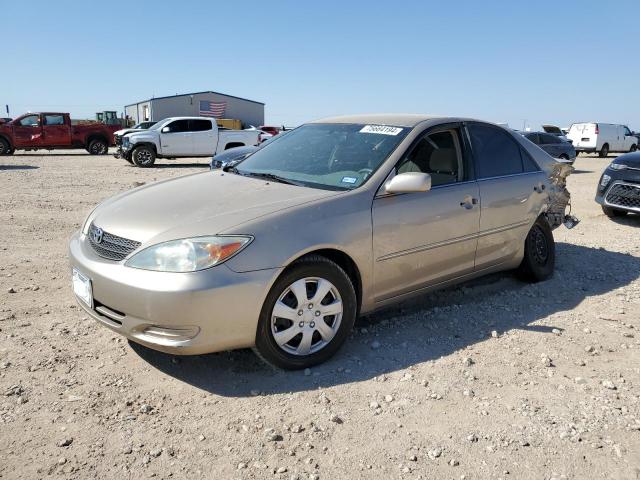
[199,100,226,118]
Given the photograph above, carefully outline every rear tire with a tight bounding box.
[0,137,12,155]
[599,144,609,158]
[254,255,357,370]
[516,217,555,282]
[87,138,108,155]
[602,206,627,218]
[132,146,156,167]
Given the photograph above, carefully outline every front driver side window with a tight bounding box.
[19,115,40,127]
[396,129,463,187]
[163,120,189,133]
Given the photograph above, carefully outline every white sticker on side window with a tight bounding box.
[359,125,403,136]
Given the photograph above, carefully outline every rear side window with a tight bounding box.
[525,133,539,144]
[163,120,190,133]
[540,133,559,145]
[467,124,524,178]
[189,119,212,132]
[44,114,64,126]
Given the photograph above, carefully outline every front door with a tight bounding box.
[42,114,71,146]
[159,119,192,156]
[466,122,546,269]
[13,114,43,147]
[372,126,480,302]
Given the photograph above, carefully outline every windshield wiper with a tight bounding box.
[237,171,301,186]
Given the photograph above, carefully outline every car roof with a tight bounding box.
[161,116,215,121]
[309,114,477,128]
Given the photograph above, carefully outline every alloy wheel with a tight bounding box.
[270,277,343,356]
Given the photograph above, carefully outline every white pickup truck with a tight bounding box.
[119,117,260,167]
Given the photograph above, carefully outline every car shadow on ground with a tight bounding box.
[0,165,39,170]
[130,242,640,397]
[608,213,640,225]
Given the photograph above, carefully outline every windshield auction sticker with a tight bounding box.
[359,125,403,136]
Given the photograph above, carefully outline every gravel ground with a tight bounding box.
[0,151,639,480]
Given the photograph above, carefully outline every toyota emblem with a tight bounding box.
[91,227,104,244]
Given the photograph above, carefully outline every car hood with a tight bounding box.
[114,128,138,136]
[87,171,341,246]
[613,152,640,169]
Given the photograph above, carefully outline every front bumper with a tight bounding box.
[596,179,640,214]
[68,231,282,355]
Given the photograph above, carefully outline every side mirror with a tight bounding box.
[385,172,432,194]
[161,126,170,133]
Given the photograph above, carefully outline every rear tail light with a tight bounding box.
[595,124,599,134]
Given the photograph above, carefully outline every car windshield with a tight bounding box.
[234,123,408,190]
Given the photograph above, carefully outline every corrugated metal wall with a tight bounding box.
[125,93,264,127]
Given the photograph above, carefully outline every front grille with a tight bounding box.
[88,223,141,261]
[605,183,640,211]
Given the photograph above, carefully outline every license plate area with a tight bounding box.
[72,268,93,309]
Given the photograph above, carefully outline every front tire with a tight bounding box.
[516,217,555,282]
[630,144,637,153]
[87,138,108,155]
[0,137,13,155]
[132,145,156,167]
[254,255,357,370]
[602,206,627,218]
[599,144,609,158]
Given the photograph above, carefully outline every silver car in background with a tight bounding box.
[69,114,574,369]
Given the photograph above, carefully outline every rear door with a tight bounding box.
[189,119,217,156]
[466,123,546,270]
[42,114,71,146]
[159,119,192,155]
[12,114,43,147]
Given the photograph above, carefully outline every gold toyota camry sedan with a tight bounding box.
[69,114,574,369]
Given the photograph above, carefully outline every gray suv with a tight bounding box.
[69,114,574,369]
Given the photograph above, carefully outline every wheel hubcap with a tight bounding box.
[137,150,151,164]
[271,277,343,356]
[529,225,548,265]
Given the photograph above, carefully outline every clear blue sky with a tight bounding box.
[3,0,639,130]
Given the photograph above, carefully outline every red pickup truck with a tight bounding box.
[0,112,120,155]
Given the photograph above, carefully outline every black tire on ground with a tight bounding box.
[0,137,12,155]
[602,205,627,218]
[124,156,133,164]
[575,151,579,156]
[131,145,156,167]
[599,144,609,158]
[630,144,637,153]
[516,216,556,283]
[87,138,108,155]
[254,255,357,370]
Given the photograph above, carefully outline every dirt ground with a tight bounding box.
[0,150,639,480]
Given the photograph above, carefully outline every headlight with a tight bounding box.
[125,236,252,272]
[609,163,627,170]
[599,174,611,189]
